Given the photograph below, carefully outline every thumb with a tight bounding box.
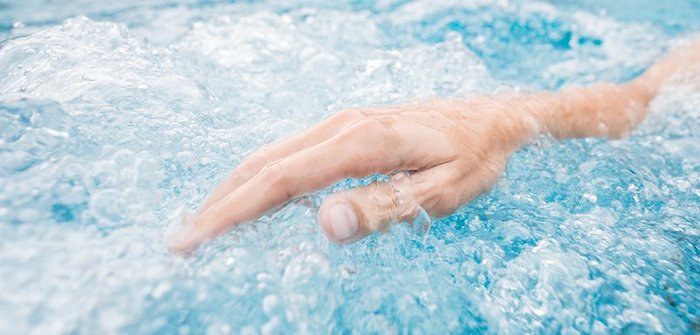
[318,172,425,243]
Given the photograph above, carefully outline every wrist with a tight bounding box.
[494,93,560,146]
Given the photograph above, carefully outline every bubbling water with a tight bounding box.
[0,0,699,334]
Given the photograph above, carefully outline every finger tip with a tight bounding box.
[180,209,193,226]
[165,227,199,255]
[318,199,360,244]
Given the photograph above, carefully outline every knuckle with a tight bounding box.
[423,175,467,216]
[418,172,463,216]
[334,109,365,124]
[337,118,382,144]
[239,156,263,177]
[241,145,273,172]
[436,190,463,215]
[353,118,397,145]
[259,162,289,190]
[353,118,385,134]
[338,119,395,172]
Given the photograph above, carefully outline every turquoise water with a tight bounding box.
[1,0,699,334]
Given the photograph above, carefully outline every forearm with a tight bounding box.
[541,80,651,139]
[519,39,700,140]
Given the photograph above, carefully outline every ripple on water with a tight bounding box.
[0,1,699,334]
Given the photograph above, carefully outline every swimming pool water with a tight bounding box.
[1,0,699,334]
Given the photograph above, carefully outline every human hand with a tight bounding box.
[167,40,700,253]
[167,97,543,253]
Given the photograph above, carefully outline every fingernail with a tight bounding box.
[329,204,358,241]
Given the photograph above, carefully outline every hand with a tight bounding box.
[167,97,542,253]
[167,39,699,253]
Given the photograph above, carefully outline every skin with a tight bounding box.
[168,39,700,253]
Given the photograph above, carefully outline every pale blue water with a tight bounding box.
[1,0,699,334]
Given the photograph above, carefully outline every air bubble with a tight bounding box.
[0,3,698,334]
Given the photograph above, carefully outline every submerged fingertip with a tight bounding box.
[318,200,359,243]
[329,203,358,241]
[180,209,193,226]
[166,226,199,254]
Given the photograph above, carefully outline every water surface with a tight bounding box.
[1,0,699,333]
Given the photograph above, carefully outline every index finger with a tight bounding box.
[168,118,407,252]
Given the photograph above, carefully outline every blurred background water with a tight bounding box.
[0,0,699,334]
